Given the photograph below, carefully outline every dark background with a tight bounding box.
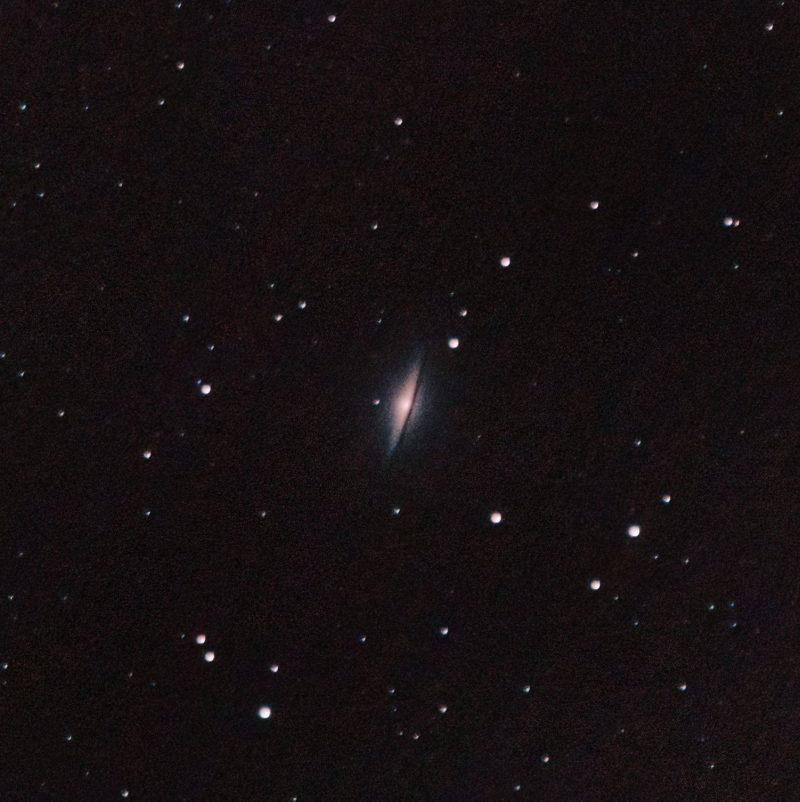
[2,1,800,799]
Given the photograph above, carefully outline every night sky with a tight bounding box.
[3,1,800,800]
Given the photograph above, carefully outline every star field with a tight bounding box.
[2,1,800,800]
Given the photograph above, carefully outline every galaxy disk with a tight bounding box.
[389,354,425,455]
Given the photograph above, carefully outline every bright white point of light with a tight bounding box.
[448,337,460,349]
[298,300,307,309]
[359,635,367,643]
[195,633,206,645]
[176,60,185,69]
[438,704,447,714]
[57,409,65,417]
[372,398,381,406]
[34,162,41,169]
[19,102,27,111]
[678,682,687,691]
[394,117,403,126]
[391,506,401,515]
[182,314,190,322]
[499,256,511,267]
[661,494,671,504]
[723,216,740,227]
[490,511,502,525]
[203,650,215,662]
[765,21,774,31]
[327,14,336,22]
[257,705,272,719]
[541,754,550,764]
[589,578,601,591]
[158,98,165,106]
[589,200,600,210]
[459,308,468,317]
[121,792,129,799]
[627,524,641,538]
[522,684,531,693]
[200,383,212,395]
[269,663,279,673]
[143,450,152,460]
[370,221,379,230]
[439,626,449,636]
[273,313,283,322]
